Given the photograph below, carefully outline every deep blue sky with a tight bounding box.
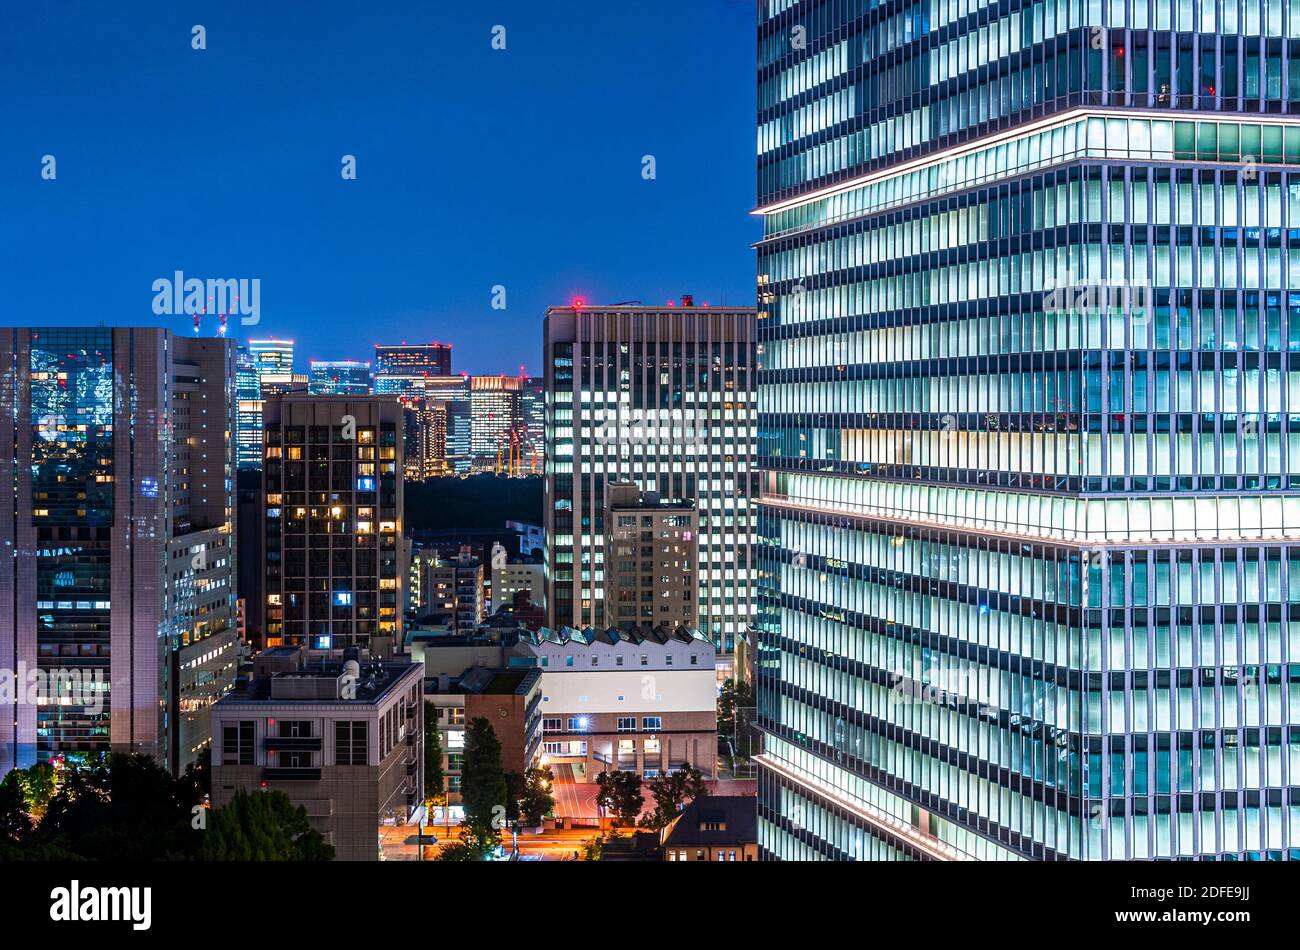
[1,1,758,375]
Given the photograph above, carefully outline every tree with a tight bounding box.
[595,769,644,828]
[35,753,203,860]
[437,840,482,862]
[642,764,708,831]
[201,789,334,861]
[580,833,604,861]
[460,717,507,853]
[506,766,554,826]
[0,770,32,843]
[20,762,58,820]
[424,701,445,808]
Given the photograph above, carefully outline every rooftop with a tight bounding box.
[662,797,758,848]
[219,658,421,706]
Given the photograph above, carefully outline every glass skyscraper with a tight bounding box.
[1,328,239,776]
[755,0,1300,860]
[544,300,758,670]
[308,359,372,395]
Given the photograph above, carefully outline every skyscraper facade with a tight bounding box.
[373,343,453,395]
[543,300,757,668]
[261,394,406,653]
[422,375,473,474]
[0,328,239,776]
[309,359,372,395]
[469,375,523,472]
[236,339,296,472]
[754,1,1300,861]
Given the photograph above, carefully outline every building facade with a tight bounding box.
[603,483,698,631]
[373,343,453,395]
[309,360,372,396]
[469,375,524,473]
[262,395,406,652]
[754,1,1300,861]
[211,653,424,861]
[543,300,758,667]
[513,626,717,780]
[0,328,239,775]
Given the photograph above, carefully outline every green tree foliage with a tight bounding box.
[460,717,507,853]
[29,753,204,860]
[424,702,445,806]
[595,769,644,827]
[0,770,32,843]
[642,764,708,831]
[505,766,555,826]
[200,788,334,861]
[436,840,482,861]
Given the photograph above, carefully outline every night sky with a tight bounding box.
[1,0,758,375]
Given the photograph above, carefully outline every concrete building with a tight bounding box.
[513,625,717,779]
[261,394,406,652]
[211,651,424,861]
[603,482,697,631]
[490,541,544,612]
[0,328,239,775]
[414,546,485,633]
[461,666,543,777]
[542,298,757,673]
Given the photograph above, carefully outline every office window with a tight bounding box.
[642,716,662,731]
[222,721,255,765]
[335,720,368,766]
[617,717,637,732]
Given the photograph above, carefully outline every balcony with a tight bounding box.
[264,767,322,781]
[264,736,322,751]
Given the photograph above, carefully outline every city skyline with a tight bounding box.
[1,0,758,374]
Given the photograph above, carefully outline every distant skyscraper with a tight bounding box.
[309,359,372,395]
[249,338,294,375]
[422,375,472,474]
[470,375,523,473]
[0,328,239,776]
[373,343,452,395]
[235,345,262,470]
[543,299,757,667]
[236,339,295,472]
[753,3,1300,862]
[403,399,448,481]
[522,376,545,474]
[261,394,406,652]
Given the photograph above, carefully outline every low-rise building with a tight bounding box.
[489,542,544,613]
[661,796,757,862]
[513,625,717,779]
[210,650,423,861]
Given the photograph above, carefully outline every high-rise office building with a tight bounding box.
[309,360,372,395]
[753,3,1300,861]
[422,375,473,474]
[261,395,406,653]
[522,375,545,473]
[469,375,523,473]
[373,343,452,395]
[235,339,295,472]
[236,345,263,470]
[0,328,239,776]
[403,398,449,481]
[543,299,757,668]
